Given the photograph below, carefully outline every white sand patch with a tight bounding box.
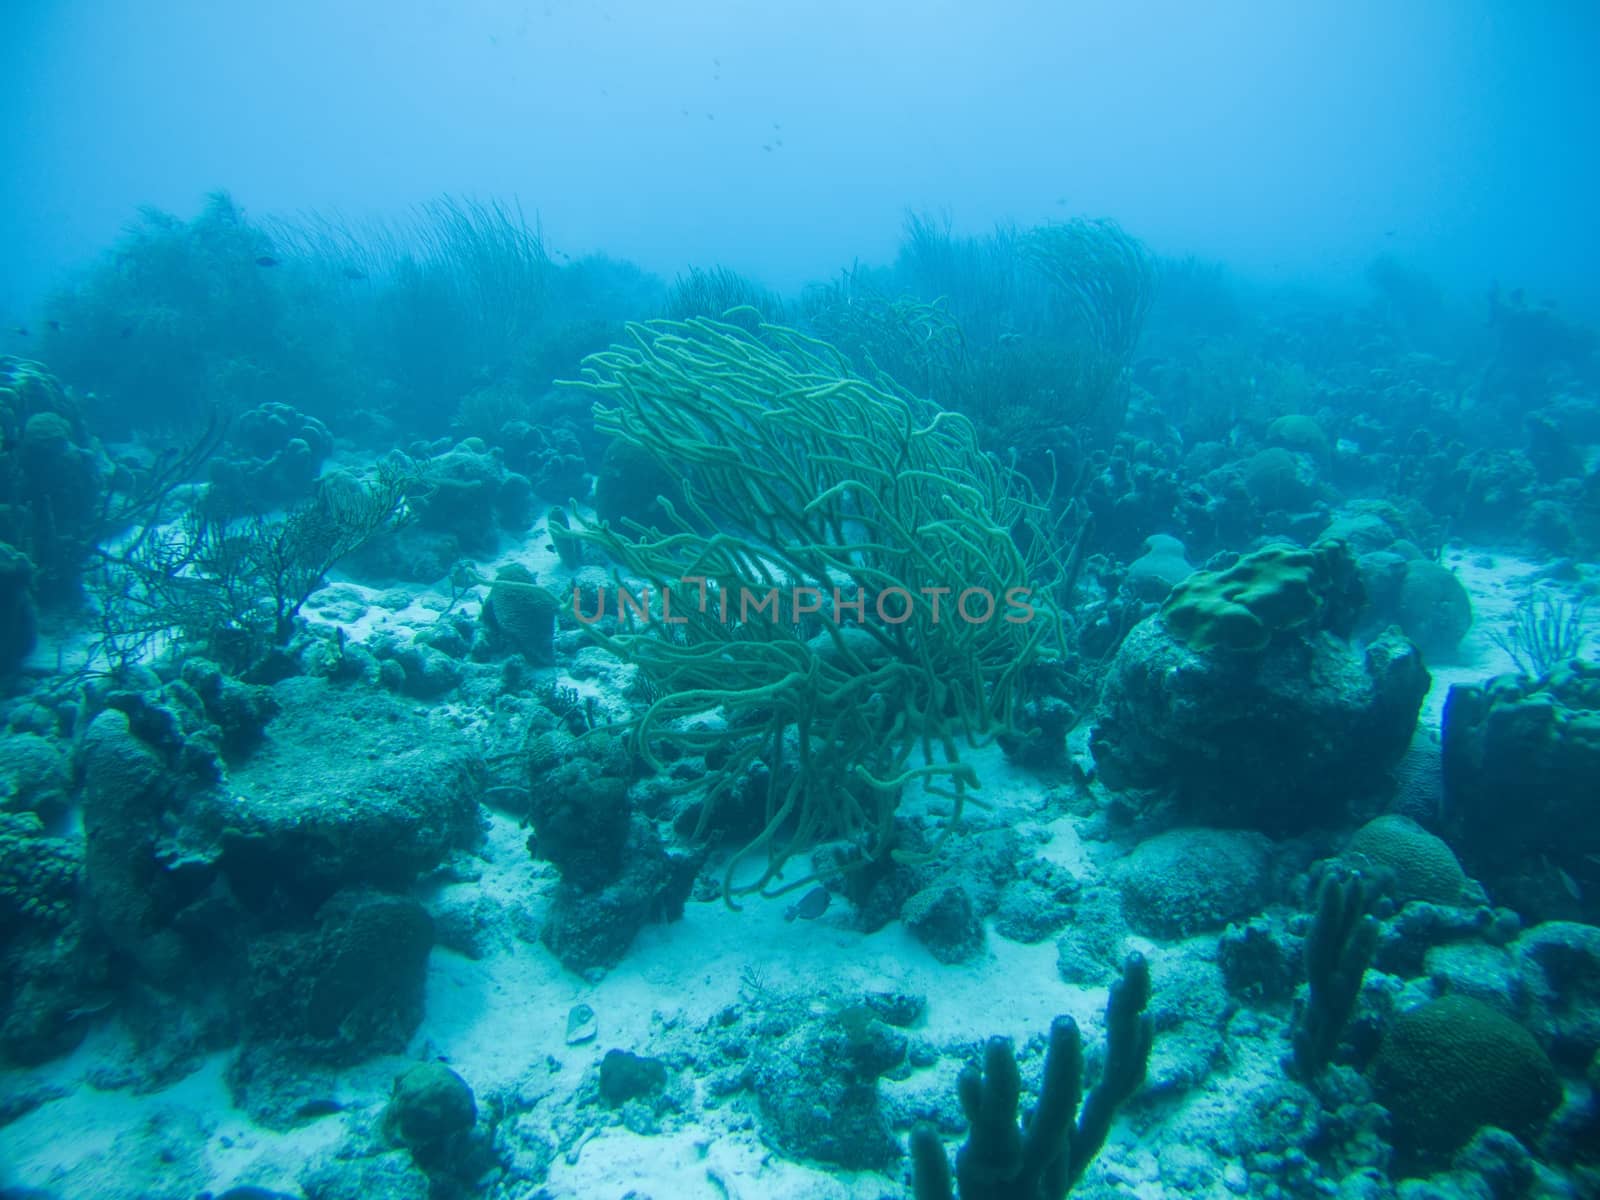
[1422,545,1598,728]
[402,723,1105,1199]
[2,1031,347,1196]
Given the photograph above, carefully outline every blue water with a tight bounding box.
[1,4,1597,1198]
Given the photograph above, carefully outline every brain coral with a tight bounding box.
[1373,995,1560,1155]
[1342,814,1468,906]
[483,567,558,665]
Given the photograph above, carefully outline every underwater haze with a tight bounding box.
[3,0,1600,314]
[3,3,1600,1199]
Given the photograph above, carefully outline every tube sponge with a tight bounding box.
[1291,869,1377,1079]
[911,952,1153,1198]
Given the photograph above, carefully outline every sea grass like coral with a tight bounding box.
[1023,218,1157,369]
[561,314,1067,904]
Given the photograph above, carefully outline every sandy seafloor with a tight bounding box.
[3,539,1596,1200]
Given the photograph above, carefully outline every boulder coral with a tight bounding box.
[1373,994,1560,1157]
[1091,612,1428,831]
[1341,814,1470,907]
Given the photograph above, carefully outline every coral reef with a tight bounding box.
[2,183,1599,1200]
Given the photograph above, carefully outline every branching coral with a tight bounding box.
[1489,589,1590,678]
[561,314,1067,904]
[1023,218,1158,370]
[801,267,968,405]
[89,456,420,677]
[664,265,786,324]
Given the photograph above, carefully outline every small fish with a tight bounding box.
[1556,865,1581,901]
[254,255,279,267]
[65,997,116,1021]
[762,143,772,152]
[1384,229,1396,237]
[775,137,783,147]
[47,319,60,332]
[341,266,368,281]
[784,886,831,922]
[12,326,27,336]
[119,325,134,338]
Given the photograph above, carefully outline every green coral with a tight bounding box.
[1161,539,1363,654]
[561,315,1064,903]
[1373,995,1561,1155]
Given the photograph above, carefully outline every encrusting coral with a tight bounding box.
[1160,538,1363,655]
